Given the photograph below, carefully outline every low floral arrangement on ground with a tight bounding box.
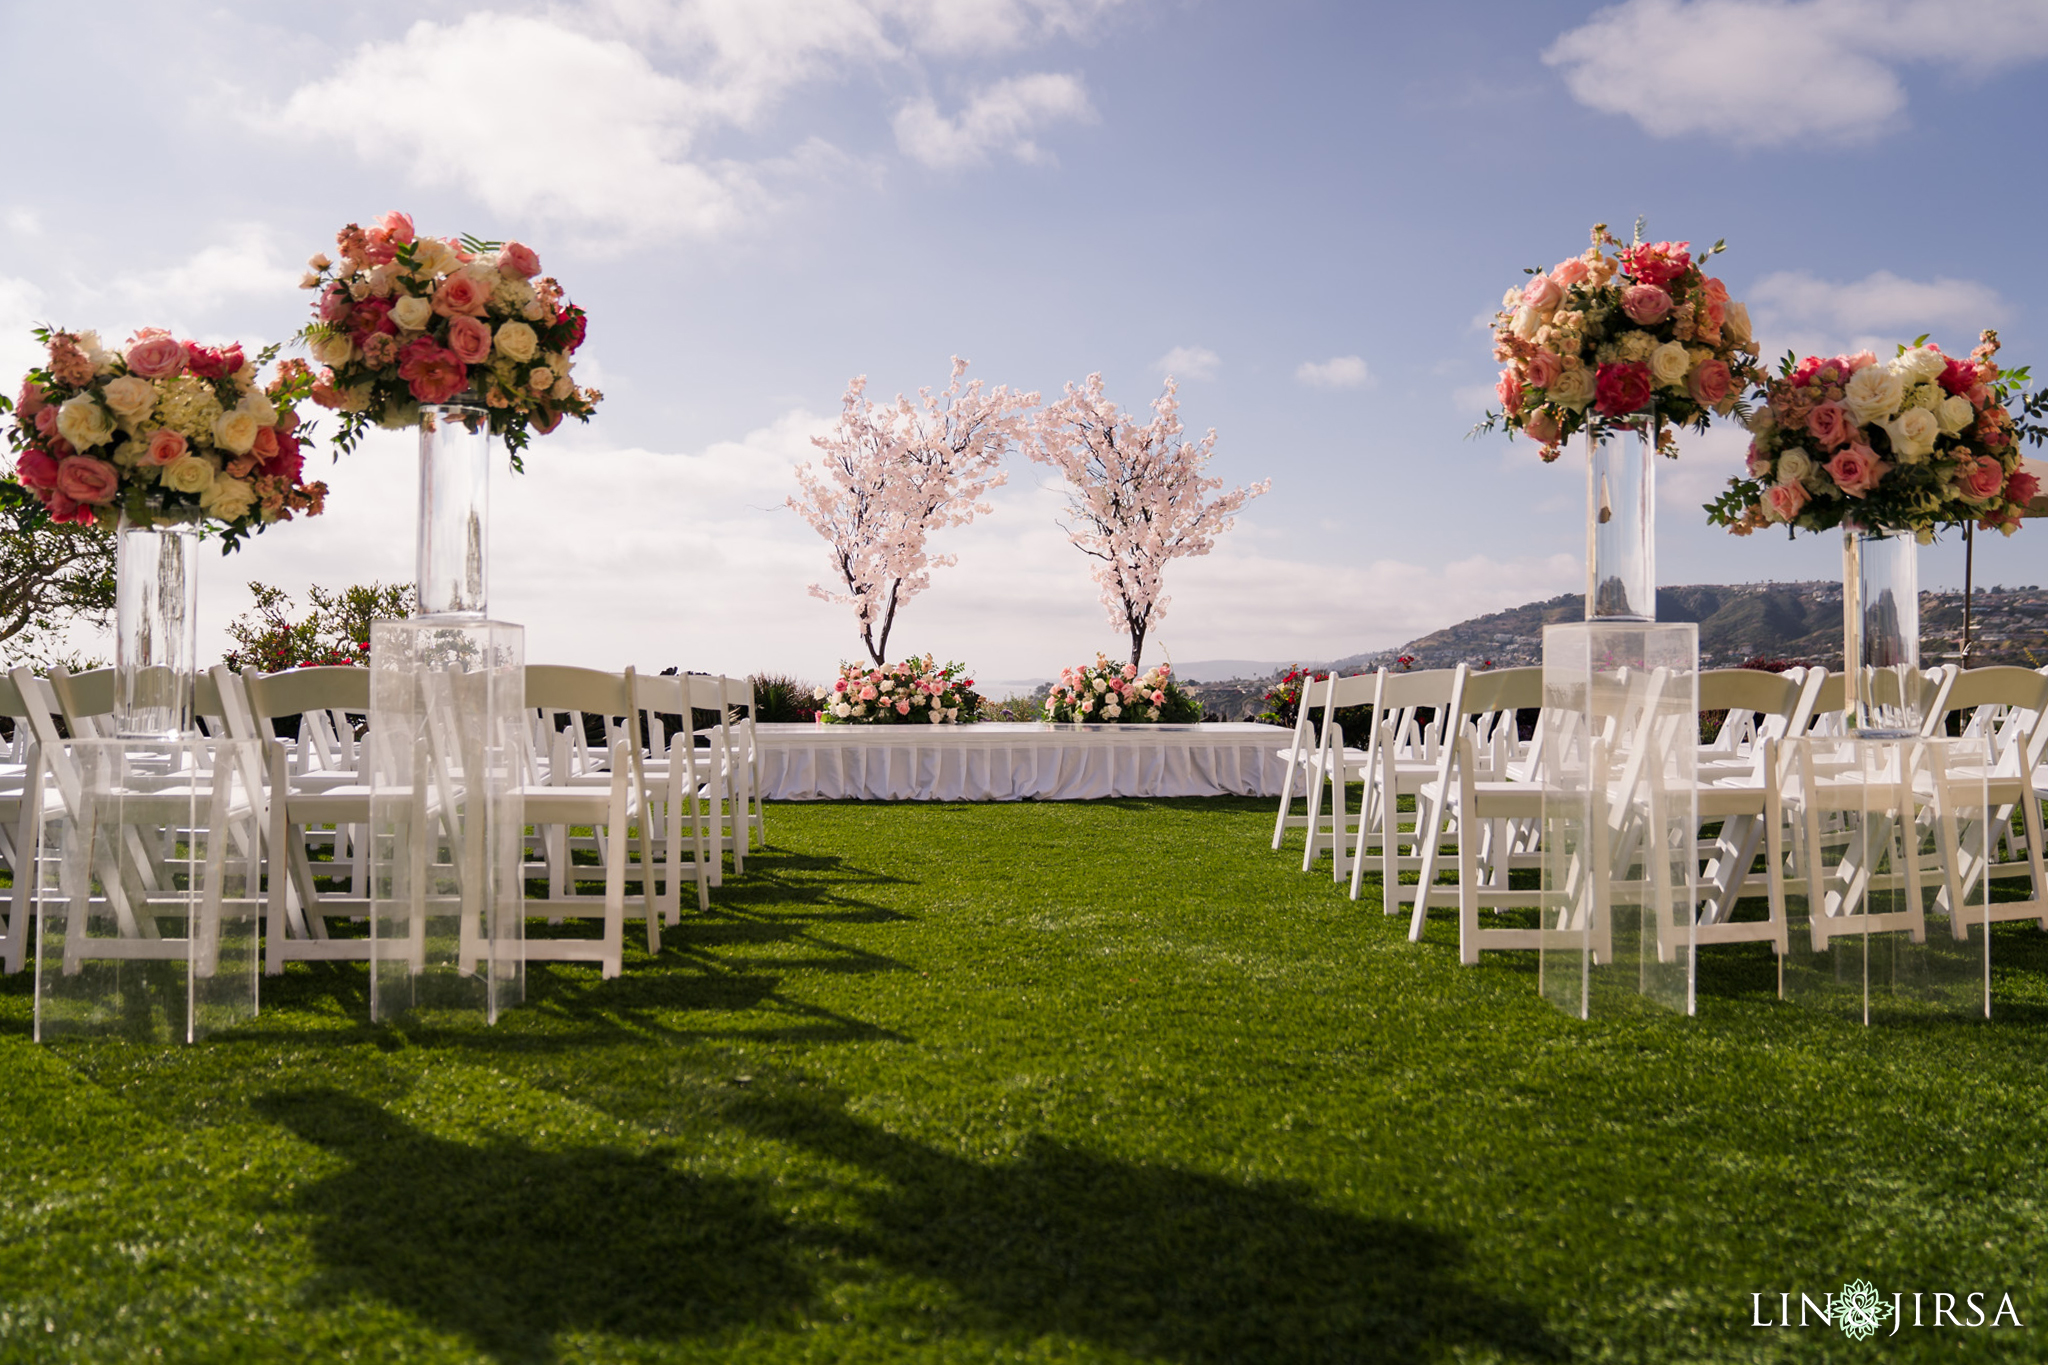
[1706,331,2038,539]
[3,327,323,548]
[298,210,600,466]
[1475,222,1766,461]
[815,655,981,723]
[1043,655,1200,723]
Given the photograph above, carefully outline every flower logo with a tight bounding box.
[1835,1279,1893,1340]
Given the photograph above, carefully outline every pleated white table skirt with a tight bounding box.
[753,721,1292,801]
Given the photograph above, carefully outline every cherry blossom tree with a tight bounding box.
[1028,373,1269,669]
[789,357,1036,664]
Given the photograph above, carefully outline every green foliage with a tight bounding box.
[222,580,415,673]
[0,480,116,665]
[744,673,820,723]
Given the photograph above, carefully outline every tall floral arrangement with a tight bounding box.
[814,655,982,724]
[3,327,323,548]
[1043,653,1200,724]
[1027,374,1268,669]
[1476,223,1766,460]
[1707,332,2037,539]
[298,211,599,467]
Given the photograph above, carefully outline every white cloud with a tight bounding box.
[1544,0,2048,145]
[109,223,303,318]
[1154,346,1220,382]
[272,15,762,245]
[1295,355,1372,389]
[892,71,1095,168]
[1747,269,2008,357]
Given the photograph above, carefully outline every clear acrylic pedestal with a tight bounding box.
[1779,736,1992,1023]
[367,617,526,1024]
[1538,623,1699,1018]
[31,738,265,1043]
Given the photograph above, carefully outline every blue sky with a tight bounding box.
[4,0,2046,680]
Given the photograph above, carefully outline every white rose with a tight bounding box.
[1649,340,1691,389]
[213,409,260,455]
[833,702,851,718]
[56,394,116,449]
[529,367,554,393]
[1502,288,1522,310]
[311,332,354,367]
[1844,365,1904,424]
[161,453,216,494]
[1511,307,1539,340]
[522,299,548,321]
[879,679,893,692]
[494,321,538,363]
[927,709,942,724]
[1102,703,1121,718]
[77,330,117,375]
[391,295,433,331]
[1894,346,1946,382]
[1887,407,1939,461]
[237,388,279,428]
[412,239,458,276]
[551,374,575,400]
[1724,301,1752,346]
[1906,382,1943,412]
[341,384,374,414]
[1093,678,1108,692]
[201,475,256,520]
[1776,447,1813,485]
[1547,366,1595,411]
[101,375,157,423]
[367,264,400,298]
[1937,393,1975,434]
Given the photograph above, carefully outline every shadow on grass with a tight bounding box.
[256,1087,813,1365]
[726,1091,1569,1364]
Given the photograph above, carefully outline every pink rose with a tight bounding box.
[378,210,416,244]
[145,429,188,466]
[1495,368,1523,417]
[1594,361,1653,416]
[395,337,469,404]
[895,699,911,715]
[1522,275,1562,312]
[319,284,353,324]
[1804,400,1852,449]
[1551,258,1590,288]
[185,342,229,379]
[1745,440,1771,477]
[1524,409,1560,445]
[497,241,541,279]
[15,449,58,489]
[124,333,186,380]
[361,332,399,368]
[310,371,343,410]
[1620,284,1673,326]
[1524,351,1563,391]
[1825,443,1887,498]
[1688,359,1733,410]
[446,314,492,365]
[432,273,490,318]
[860,685,877,701]
[1151,690,1166,705]
[33,405,59,438]
[1619,240,1691,286]
[250,426,279,462]
[349,296,397,339]
[2006,469,2041,506]
[1763,482,1809,523]
[17,379,46,417]
[1959,455,2006,502]
[54,455,120,504]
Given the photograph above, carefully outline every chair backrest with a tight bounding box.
[1459,666,1542,717]
[244,666,372,723]
[1319,671,1381,712]
[48,665,115,737]
[1697,667,1802,718]
[1373,668,1461,757]
[526,665,634,719]
[1927,665,2048,723]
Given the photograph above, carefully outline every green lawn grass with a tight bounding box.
[4,795,2047,1363]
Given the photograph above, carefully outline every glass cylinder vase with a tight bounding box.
[1585,404,1658,621]
[416,401,492,619]
[1844,525,1921,738]
[114,509,202,739]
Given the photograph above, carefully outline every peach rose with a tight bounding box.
[1524,409,1561,445]
[1687,359,1733,410]
[432,273,490,318]
[1524,350,1563,390]
[1959,455,2006,502]
[1763,482,1809,523]
[1804,400,1853,450]
[1825,443,1887,498]
[497,241,541,278]
[446,314,493,365]
[1522,275,1563,313]
[1551,258,1590,288]
[146,429,188,466]
[124,333,187,380]
[54,455,119,504]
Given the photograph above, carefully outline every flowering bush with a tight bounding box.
[3,326,323,549]
[814,655,981,724]
[298,211,600,466]
[1043,654,1200,723]
[223,580,415,673]
[1476,223,1766,461]
[1254,666,1314,729]
[1706,331,2038,539]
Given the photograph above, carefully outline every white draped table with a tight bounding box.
[753,721,1291,801]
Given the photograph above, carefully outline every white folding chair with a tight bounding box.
[0,674,40,973]
[1930,666,2048,928]
[630,672,716,920]
[1270,672,1330,851]
[519,666,660,977]
[1345,668,1463,910]
[1298,672,1379,879]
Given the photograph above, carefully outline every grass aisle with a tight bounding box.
[3,796,2046,1363]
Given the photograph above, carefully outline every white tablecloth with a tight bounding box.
[753,722,1291,801]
